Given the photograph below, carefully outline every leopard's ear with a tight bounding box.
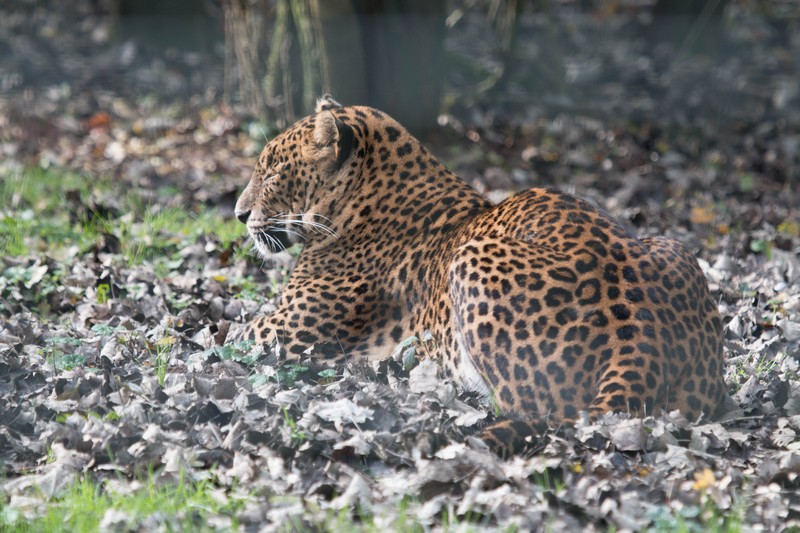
[315,94,342,113]
[313,112,354,169]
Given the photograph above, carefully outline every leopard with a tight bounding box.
[231,95,729,453]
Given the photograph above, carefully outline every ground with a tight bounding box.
[1,1,800,530]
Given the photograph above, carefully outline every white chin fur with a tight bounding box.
[254,240,273,258]
[248,227,279,257]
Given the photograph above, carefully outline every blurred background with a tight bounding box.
[1,0,798,200]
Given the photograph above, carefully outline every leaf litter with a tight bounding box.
[1,0,800,530]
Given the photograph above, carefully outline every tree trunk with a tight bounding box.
[224,0,446,134]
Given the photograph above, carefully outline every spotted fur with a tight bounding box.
[232,97,728,453]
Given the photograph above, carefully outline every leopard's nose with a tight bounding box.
[235,209,251,224]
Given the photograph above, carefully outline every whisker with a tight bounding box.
[255,229,270,250]
[300,220,337,233]
[266,225,307,241]
[269,232,284,251]
[249,213,338,254]
[282,219,337,237]
[270,236,284,253]
[275,212,334,225]
[267,213,338,239]
[257,229,286,253]
[274,213,337,234]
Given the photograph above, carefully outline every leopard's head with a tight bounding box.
[234,96,355,257]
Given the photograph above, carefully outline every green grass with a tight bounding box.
[0,473,482,533]
[0,472,247,532]
[0,167,112,257]
[0,167,246,264]
[151,330,174,387]
[120,205,245,267]
[0,167,250,317]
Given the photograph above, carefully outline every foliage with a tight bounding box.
[0,472,246,532]
[0,168,245,268]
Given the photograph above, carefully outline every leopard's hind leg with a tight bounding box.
[638,237,729,420]
[448,234,674,453]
